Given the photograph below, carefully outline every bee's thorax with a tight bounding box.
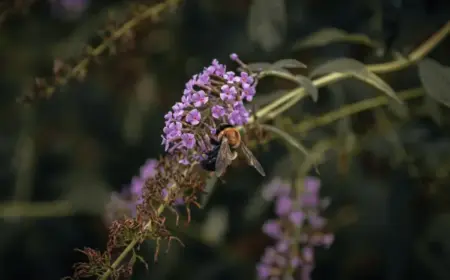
[219,128,241,148]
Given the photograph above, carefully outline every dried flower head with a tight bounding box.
[161,54,258,165]
[104,159,159,224]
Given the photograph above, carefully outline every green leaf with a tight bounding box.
[260,123,309,156]
[244,62,273,72]
[272,59,307,69]
[386,98,409,119]
[292,28,377,51]
[295,75,318,102]
[310,58,401,103]
[418,58,450,108]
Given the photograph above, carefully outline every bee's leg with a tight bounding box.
[217,175,226,184]
[231,151,238,160]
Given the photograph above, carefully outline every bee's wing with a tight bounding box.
[239,143,266,176]
[215,137,234,177]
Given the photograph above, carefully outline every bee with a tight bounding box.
[200,123,266,177]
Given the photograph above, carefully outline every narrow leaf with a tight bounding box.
[244,62,273,72]
[295,75,318,102]
[386,99,409,119]
[292,28,377,51]
[418,58,450,107]
[260,124,309,156]
[272,59,307,69]
[310,58,401,103]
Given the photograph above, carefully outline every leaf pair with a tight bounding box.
[310,58,402,103]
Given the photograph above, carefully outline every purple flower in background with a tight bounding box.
[256,264,271,280]
[104,158,160,223]
[161,55,258,164]
[289,211,305,226]
[50,0,89,20]
[140,159,158,178]
[256,176,333,280]
[262,178,290,201]
[275,196,292,216]
[262,220,282,239]
[130,176,144,199]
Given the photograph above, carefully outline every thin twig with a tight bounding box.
[34,0,181,100]
[294,88,424,133]
[0,201,72,218]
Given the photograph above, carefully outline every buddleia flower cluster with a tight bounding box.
[257,177,334,280]
[161,53,257,165]
[104,159,159,224]
[68,54,256,280]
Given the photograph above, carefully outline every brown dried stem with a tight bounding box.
[18,0,181,103]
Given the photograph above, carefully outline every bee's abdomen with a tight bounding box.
[200,158,216,171]
[200,145,220,171]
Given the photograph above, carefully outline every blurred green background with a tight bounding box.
[1,0,450,280]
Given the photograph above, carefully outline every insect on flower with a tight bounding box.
[200,123,266,177]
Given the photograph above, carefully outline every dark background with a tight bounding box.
[1,0,450,280]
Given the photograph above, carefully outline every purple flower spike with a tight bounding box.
[258,176,332,280]
[162,54,257,164]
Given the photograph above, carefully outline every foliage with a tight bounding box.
[2,1,450,280]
